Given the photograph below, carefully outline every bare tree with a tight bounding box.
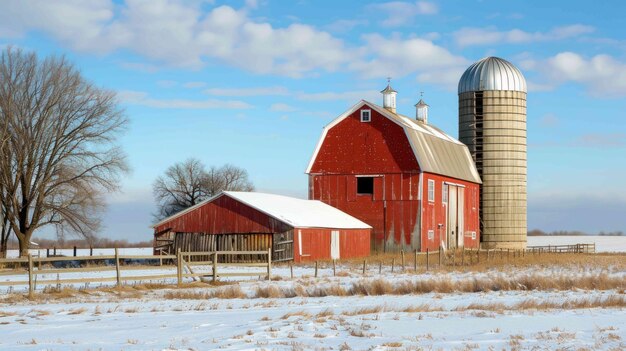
[153,160,254,221]
[0,47,128,257]
[153,158,210,220]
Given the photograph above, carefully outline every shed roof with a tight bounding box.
[306,101,481,184]
[152,191,372,230]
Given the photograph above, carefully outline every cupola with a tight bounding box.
[415,95,429,123]
[381,78,397,113]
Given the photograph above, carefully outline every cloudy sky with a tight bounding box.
[1,0,625,241]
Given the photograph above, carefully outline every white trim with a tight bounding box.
[442,182,448,204]
[427,179,435,203]
[355,174,384,177]
[444,181,466,188]
[360,109,371,122]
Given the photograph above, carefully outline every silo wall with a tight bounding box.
[459,90,527,249]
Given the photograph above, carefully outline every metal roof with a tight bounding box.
[152,191,372,229]
[458,57,526,94]
[380,84,397,94]
[306,101,482,184]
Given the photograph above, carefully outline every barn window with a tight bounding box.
[428,230,434,240]
[357,176,374,195]
[428,179,435,202]
[360,109,371,122]
[442,183,448,204]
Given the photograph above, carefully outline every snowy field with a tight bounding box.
[528,235,626,252]
[1,263,625,350]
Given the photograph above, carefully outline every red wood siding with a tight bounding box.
[292,228,370,263]
[307,103,480,252]
[420,173,480,251]
[309,106,420,174]
[154,195,292,235]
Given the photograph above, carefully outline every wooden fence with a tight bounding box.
[0,248,272,298]
[526,243,595,253]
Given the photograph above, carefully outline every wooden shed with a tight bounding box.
[152,191,371,262]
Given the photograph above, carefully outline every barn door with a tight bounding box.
[330,230,340,259]
[447,186,458,250]
[457,188,465,248]
[273,231,294,262]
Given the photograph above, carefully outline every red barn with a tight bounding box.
[306,84,481,252]
[152,191,371,262]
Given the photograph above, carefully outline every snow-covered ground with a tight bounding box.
[1,265,625,350]
[528,235,626,252]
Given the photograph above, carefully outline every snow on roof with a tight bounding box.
[152,191,372,229]
[224,191,371,229]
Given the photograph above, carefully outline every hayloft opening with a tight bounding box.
[357,176,374,195]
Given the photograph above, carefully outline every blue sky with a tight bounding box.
[1,0,625,241]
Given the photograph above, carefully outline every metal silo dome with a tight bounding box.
[458,57,527,94]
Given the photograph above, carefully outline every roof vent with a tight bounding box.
[381,78,397,113]
[415,93,429,124]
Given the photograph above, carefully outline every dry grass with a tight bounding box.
[461,296,626,311]
[281,311,312,320]
[67,307,87,315]
[333,252,626,273]
[163,285,246,300]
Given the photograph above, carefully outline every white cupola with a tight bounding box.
[415,96,429,123]
[381,79,397,113]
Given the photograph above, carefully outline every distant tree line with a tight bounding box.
[528,229,624,236]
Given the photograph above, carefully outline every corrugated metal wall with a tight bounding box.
[459,90,527,249]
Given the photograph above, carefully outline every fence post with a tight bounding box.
[212,252,217,283]
[426,249,430,271]
[267,248,272,281]
[462,248,465,266]
[314,261,318,278]
[114,248,121,287]
[90,246,93,256]
[362,259,366,275]
[73,246,77,257]
[414,250,418,271]
[53,247,56,256]
[378,260,382,274]
[438,245,442,266]
[46,248,50,257]
[28,253,34,299]
[401,250,405,270]
[477,248,480,264]
[391,258,395,273]
[333,259,336,277]
[290,262,294,279]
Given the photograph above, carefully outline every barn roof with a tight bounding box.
[152,191,372,230]
[306,100,482,184]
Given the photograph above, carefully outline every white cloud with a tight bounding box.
[368,1,438,27]
[349,34,467,89]
[0,0,349,77]
[324,19,369,33]
[204,86,290,96]
[118,90,252,109]
[453,24,595,47]
[270,103,296,112]
[528,52,626,97]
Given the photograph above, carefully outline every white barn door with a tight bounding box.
[330,230,340,259]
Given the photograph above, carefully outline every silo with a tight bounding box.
[458,57,527,249]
